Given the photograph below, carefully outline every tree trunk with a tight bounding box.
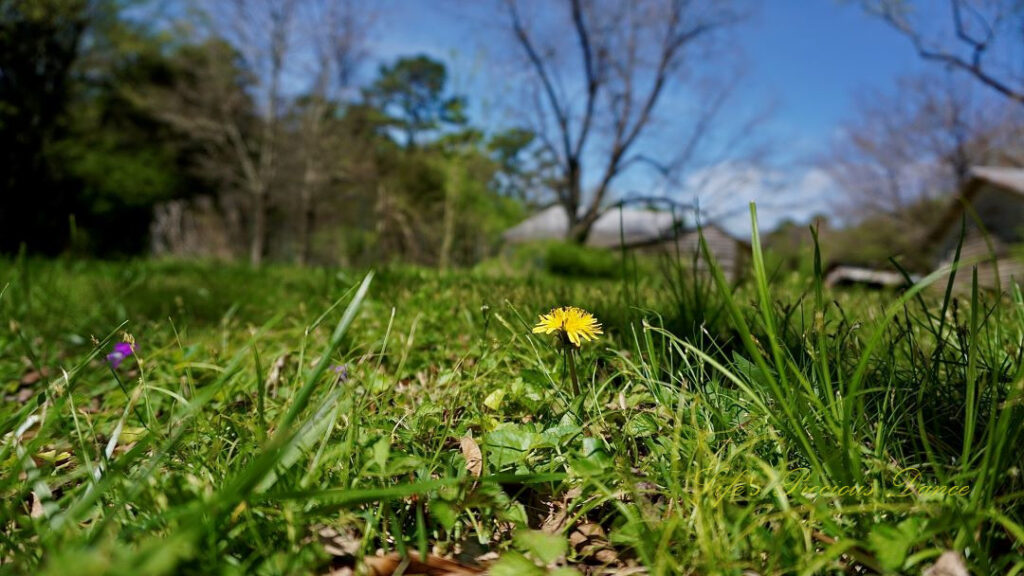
[568,209,599,244]
[250,186,267,266]
[438,161,460,270]
[297,160,317,266]
[564,162,594,243]
[297,101,325,267]
[297,193,315,267]
[375,183,389,263]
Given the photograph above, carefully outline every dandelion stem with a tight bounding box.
[565,345,580,397]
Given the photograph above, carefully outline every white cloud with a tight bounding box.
[675,162,841,237]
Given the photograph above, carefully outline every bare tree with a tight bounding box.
[825,72,1023,221]
[137,36,252,257]
[219,0,296,266]
[821,72,1024,270]
[293,0,368,266]
[861,0,1024,105]
[635,67,777,224]
[145,0,296,266]
[503,0,744,242]
[148,1,369,265]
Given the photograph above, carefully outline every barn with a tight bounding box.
[630,222,750,282]
[502,205,678,248]
[927,166,1024,291]
[503,205,749,282]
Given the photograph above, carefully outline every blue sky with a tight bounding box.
[740,1,925,152]
[364,1,949,233]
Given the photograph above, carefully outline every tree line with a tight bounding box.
[0,0,550,266]
[2,0,766,266]
[3,0,1021,269]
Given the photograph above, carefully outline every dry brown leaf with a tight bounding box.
[541,505,568,535]
[112,441,137,456]
[541,487,583,535]
[460,436,482,478]
[569,522,619,566]
[29,492,44,518]
[266,354,290,397]
[923,551,969,576]
[363,551,483,575]
[20,368,50,386]
[317,525,362,558]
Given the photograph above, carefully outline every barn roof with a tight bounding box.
[968,166,1024,195]
[503,205,680,248]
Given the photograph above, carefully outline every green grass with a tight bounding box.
[1,215,1022,575]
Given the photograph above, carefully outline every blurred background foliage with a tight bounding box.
[2,0,1022,275]
[0,0,532,266]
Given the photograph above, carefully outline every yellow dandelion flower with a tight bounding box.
[533,306,603,347]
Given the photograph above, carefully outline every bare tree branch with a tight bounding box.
[824,71,1024,225]
[504,0,745,242]
[864,0,1023,104]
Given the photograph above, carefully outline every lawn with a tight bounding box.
[1,235,1022,574]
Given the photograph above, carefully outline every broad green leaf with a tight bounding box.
[372,437,390,472]
[624,413,659,438]
[484,389,505,411]
[514,530,567,564]
[485,426,541,468]
[489,551,545,576]
[867,518,923,571]
[428,500,458,531]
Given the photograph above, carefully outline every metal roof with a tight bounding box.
[970,166,1024,195]
[503,205,679,248]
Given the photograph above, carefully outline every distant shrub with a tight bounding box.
[544,241,618,278]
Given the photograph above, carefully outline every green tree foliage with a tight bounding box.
[285,57,524,267]
[0,0,87,254]
[1,5,527,266]
[0,0,192,255]
[486,127,556,208]
[828,197,949,272]
[366,54,467,149]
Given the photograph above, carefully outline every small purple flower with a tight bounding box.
[106,342,135,370]
[331,364,349,383]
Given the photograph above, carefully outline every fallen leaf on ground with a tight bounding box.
[29,492,44,518]
[20,368,50,385]
[7,387,35,403]
[363,551,483,575]
[460,436,482,478]
[317,524,362,558]
[569,522,618,565]
[923,551,969,576]
[540,486,583,535]
[266,354,290,397]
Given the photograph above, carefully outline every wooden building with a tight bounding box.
[634,223,750,283]
[824,265,917,289]
[927,166,1024,291]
